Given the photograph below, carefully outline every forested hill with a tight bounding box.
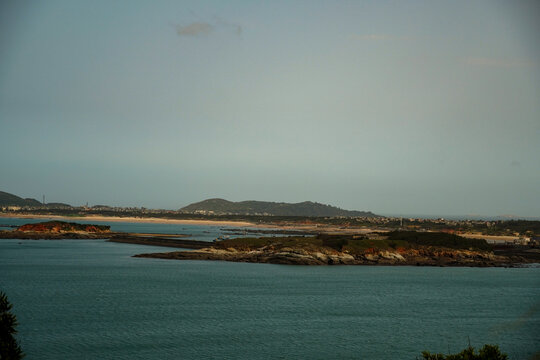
[0,191,73,208]
[0,191,42,207]
[180,198,379,217]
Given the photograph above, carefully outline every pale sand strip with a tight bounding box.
[0,213,255,227]
[0,213,519,240]
[0,213,377,232]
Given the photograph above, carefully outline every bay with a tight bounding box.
[0,220,539,359]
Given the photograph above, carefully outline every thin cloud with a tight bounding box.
[214,17,242,37]
[175,19,243,39]
[462,57,535,68]
[176,22,213,37]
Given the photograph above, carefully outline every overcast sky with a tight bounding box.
[1,0,539,217]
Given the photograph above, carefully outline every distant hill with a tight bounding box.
[180,198,379,217]
[44,202,73,209]
[0,191,42,207]
[0,191,71,208]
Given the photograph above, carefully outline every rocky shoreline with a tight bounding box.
[0,221,209,248]
[3,221,538,267]
[0,230,113,239]
[0,220,112,239]
[134,245,538,267]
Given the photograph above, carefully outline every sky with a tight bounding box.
[1,0,539,217]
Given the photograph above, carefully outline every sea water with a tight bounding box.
[0,216,242,241]
[0,222,539,359]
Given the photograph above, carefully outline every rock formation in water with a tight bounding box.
[134,234,536,267]
[17,221,110,233]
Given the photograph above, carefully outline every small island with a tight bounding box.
[0,221,111,239]
[134,231,540,267]
[0,220,208,248]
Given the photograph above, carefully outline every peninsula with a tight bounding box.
[134,231,540,267]
[2,221,538,266]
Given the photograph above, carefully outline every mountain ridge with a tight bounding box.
[0,191,43,207]
[180,198,379,217]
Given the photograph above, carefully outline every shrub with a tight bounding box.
[0,291,24,359]
[421,344,507,360]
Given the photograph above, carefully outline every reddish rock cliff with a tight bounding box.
[17,221,110,233]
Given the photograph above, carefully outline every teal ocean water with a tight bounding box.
[0,217,238,241]
[0,220,539,359]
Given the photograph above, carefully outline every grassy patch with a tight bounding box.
[213,231,492,253]
[214,236,321,250]
[386,231,492,250]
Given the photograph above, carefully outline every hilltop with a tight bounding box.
[180,198,379,217]
[0,191,72,209]
[0,191,43,207]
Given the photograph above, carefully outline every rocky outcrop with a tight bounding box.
[17,221,110,233]
[134,246,523,267]
[0,221,111,239]
[134,247,357,265]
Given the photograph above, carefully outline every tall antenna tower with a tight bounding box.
[42,194,45,205]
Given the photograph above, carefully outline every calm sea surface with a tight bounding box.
[0,218,539,359]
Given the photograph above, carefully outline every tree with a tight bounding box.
[0,292,24,360]
[421,344,508,360]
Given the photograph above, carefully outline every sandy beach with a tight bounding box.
[0,213,256,227]
[0,213,382,233]
[0,213,518,241]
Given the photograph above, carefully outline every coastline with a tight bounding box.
[0,213,380,233]
[134,246,538,267]
[1,218,537,267]
[0,213,256,227]
[0,213,522,242]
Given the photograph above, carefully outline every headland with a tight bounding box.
[2,220,538,267]
[134,232,540,267]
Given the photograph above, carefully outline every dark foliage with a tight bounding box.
[0,191,41,207]
[318,234,356,250]
[488,220,540,235]
[387,231,492,251]
[421,344,507,360]
[0,292,24,359]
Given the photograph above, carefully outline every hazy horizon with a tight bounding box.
[1,1,539,217]
[3,189,540,220]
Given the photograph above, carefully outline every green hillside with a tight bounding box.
[180,198,378,217]
[0,191,71,208]
[0,191,42,207]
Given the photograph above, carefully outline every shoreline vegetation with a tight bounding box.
[421,344,508,360]
[1,220,539,267]
[134,232,540,267]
